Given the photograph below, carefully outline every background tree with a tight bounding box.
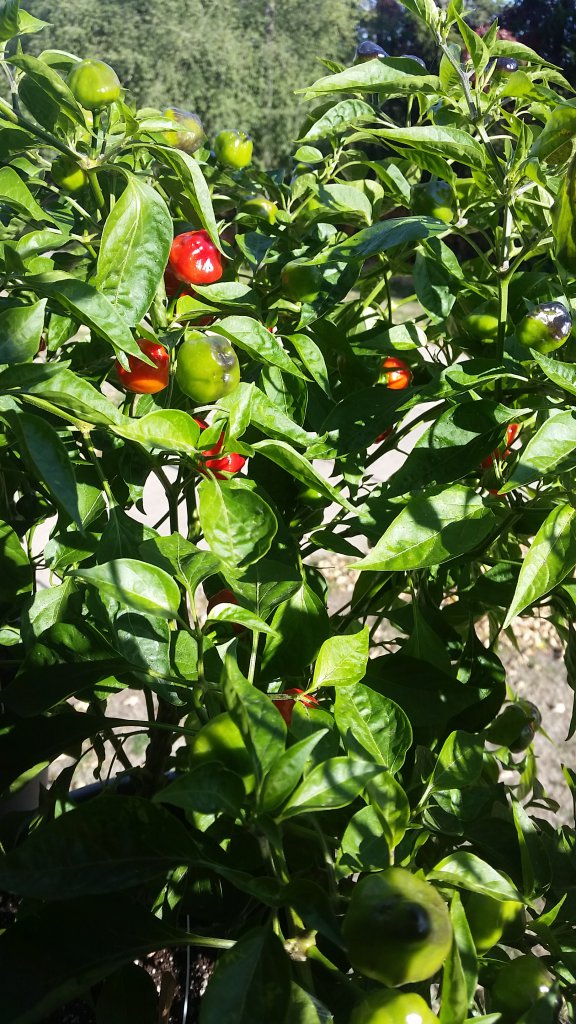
[505,0,576,84]
[24,0,362,165]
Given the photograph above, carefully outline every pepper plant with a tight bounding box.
[0,0,576,1022]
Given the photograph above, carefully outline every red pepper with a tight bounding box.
[168,229,223,286]
[115,339,169,394]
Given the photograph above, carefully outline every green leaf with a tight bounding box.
[0,895,196,1024]
[215,316,307,379]
[112,409,201,456]
[439,901,469,1024]
[387,400,515,497]
[10,52,84,131]
[453,9,489,73]
[7,411,81,527]
[96,176,173,327]
[252,386,318,447]
[0,165,56,223]
[71,558,181,618]
[431,730,484,791]
[530,105,576,162]
[198,478,278,568]
[337,805,390,877]
[206,600,276,636]
[367,772,411,849]
[317,183,372,223]
[303,60,441,100]
[280,757,385,818]
[285,985,334,1024]
[532,349,576,398]
[28,272,142,359]
[0,796,197,897]
[199,927,290,1024]
[368,125,486,170]
[225,655,286,782]
[259,731,328,813]
[504,503,576,626]
[154,764,245,817]
[401,0,440,26]
[429,851,523,902]
[288,333,331,395]
[334,685,412,773]
[252,439,354,512]
[312,628,369,689]
[303,99,375,141]
[353,485,496,571]
[262,583,330,678]
[332,214,447,260]
[0,520,32,612]
[0,299,46,363]
[151,145,221,251]
[22,577,76,640]
[0,0,19,41]
[500,412,576,492]
[552,152,576,274]
[21,367,122,425]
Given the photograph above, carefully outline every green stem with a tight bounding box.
[87,168,106,213]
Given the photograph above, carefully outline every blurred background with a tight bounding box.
[23,0,576,165]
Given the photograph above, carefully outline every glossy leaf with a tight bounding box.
[504,503,576,626]
[0,165,56,223]
[154,764,245,817]
[430,851,523,901]
[259,730,328,813]
[112,409,201,456]
[337,804,390,877]
[0,796,198,897]
[354,486,496,571]
[152,144,221,251]
[96,175,173,326]
[366,125,486,170]
[71,558,181,618]
[334,684,412,773]
[552,152,576,274]
[500,412,576,492]
[252,439,354,511]
[280,757,385,818]
[28,272,142,358]
[312,628,369,689]
[215,315,307,379]
[7,411,81,527]
[198,478,278,568]
[0,299,46,363]
[431,730,484,791]
[303,60,441,99]
[303,99,375,141]
[225,654,286,782]
[199,927,290,1024]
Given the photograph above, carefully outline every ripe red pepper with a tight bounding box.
[168,229,223,286]
[206,588,238,615]
[481,423,520,469]
[115,339,169,394]
[273,688,320,725]
[201,452,246,479]
[379,356,412,390]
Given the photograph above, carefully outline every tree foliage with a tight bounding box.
[24,0,362,164]
[504,0,576,84]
